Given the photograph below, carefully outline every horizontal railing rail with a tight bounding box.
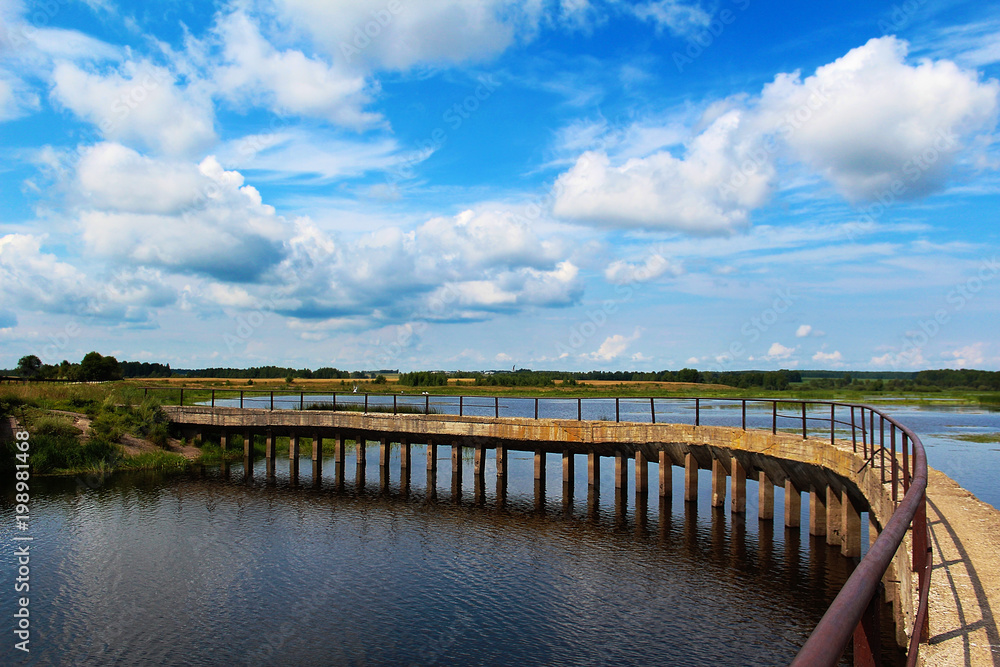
[147,387,929,665]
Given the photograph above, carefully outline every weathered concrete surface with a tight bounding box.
[919,469,1000,667]
[163,406,877,508]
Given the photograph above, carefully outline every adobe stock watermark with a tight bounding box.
[707,285,797,372]
[878,0,928,34]
[11,428,33,654]
[222,290,284,353]
[339,1,403,63]
[371,283,462,368]
[384,75,501,193]
[98,68,172,137]
[4,0,67,54]
[880,255,999,368]
[673,0,752,73]
[850,128,958,238]
[717,82,831,201]
[554,254,671,359]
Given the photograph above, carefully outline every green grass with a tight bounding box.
[948,432,1000,443]
[116,450,189,471]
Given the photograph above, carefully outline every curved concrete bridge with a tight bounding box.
[163,397,931,665]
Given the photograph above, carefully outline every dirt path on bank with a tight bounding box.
[47,409,200,460]
[920,468,1000,666]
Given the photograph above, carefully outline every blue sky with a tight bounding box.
[1,0,998,372]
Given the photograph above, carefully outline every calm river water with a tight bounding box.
[2,399,996,666]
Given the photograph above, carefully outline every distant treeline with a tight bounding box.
[121,361,172,378]
[914,369,1000,390]
[397,371,449,386]
[9,352,1000,392]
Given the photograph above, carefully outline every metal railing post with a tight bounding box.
[902,432,910,492]
[615,398,620,423]
[270,391,274,411]
[771,401,776,434]
[695,398,700,427]
[650,397,655,424]
[830,404,835,445]
[742,400,746,430]
[801,402,807,439]
[880,417,885,485]
[211,389,215,408]
[851,406,857,452]
[891,423,898,503]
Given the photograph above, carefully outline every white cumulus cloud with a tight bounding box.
[213,11,380,129]
[604,253,681,284]
[756,36,999,202]
[273,0,544,70]
[73,143,287,281]
[585,328,642,361]
[812,350,843,364]
[50,61,216,157]
[552,110,772,234]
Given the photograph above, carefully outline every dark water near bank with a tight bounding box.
[4,398,995,666]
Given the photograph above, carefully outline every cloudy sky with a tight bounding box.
[1,0,998,372]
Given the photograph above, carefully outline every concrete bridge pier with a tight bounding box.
[312,433,322,488]
[563,451,575,514]
[730,457,746,514]
[588,452,600,491]
[265,431,276,480]
[356,436,366,491]
[242,430,253,482]
[220,431,228,452]
[810,487,827,536]
[711,458,726,508]
[334,433,345,490]
[659,451,671,500]
[759,472,775,521]
[289,434,300,486]
[400,439,410,495]
[451,443,462,500]
[785,480,801,528]
[474,445,486,504]
[615,452,627,495]
[635,451,648,496]
[826,486,843,546]
[685,453,698,503]
[495,445,507,505]
[379,437,390,492]
[426,440,438,500]
[841,491,862,558]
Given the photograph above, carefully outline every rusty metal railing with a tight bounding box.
[146,387,930,665]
